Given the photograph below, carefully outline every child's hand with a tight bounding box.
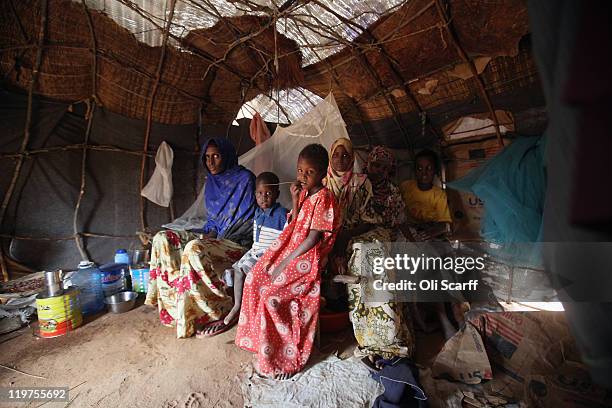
[269,259,288,281]
[290,181,302,202]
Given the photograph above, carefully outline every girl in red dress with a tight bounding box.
[236,144,339,379]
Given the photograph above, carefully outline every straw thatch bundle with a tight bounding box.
[0,0,302,125]
[302,0,534,126]
[0,0,541,131]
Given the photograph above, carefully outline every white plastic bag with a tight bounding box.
[141,141,174,207]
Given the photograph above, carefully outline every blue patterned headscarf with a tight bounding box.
[202,138,256,241]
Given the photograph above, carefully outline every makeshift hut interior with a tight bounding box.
[0,0,546,275]
[4,1,612,407]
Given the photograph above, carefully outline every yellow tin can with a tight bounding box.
[36,288,83,338]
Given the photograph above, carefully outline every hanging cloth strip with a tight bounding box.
[249,112,272,145]
[141,141,174,207]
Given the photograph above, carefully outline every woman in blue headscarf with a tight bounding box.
[145,138,256,338]
[200,138,257,243]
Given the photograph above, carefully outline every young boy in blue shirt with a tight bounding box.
[223,172,288,325]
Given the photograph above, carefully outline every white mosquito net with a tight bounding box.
[165,92,350,230]
[239,92,350,207]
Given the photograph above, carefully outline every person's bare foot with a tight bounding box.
[253,359,295,380]
[253,360,271,378]
[224,304,241,325]
[253,359,262,375]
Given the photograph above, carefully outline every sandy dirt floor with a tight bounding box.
[0,301,444,408]
[1,302,253,408]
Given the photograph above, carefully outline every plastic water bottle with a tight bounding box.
[114,249,130,265]
[72,261,105,316]
[130,249,150,294]
[114,249,131,291]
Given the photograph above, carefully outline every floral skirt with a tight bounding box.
[347,227,415,359]
[145,230,246,338]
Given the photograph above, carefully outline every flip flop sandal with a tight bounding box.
[196,315,238,338]
[274,372,295,381]
[252,361,275,380]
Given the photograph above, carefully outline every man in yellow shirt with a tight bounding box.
[399,149,452,241]
[400,149,459,339]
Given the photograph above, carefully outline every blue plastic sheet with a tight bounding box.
[448,135,547,266]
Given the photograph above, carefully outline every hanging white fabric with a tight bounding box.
[141,141,174,207]
[239,93,352,207]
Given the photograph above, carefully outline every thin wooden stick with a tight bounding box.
[0,364,47,380]
[34,381,87,408]
[0,0,48,236]
[1,232,141,241]
[0,142,206,159]
[0,245,8,282]
[195,103,203,200]
[81,0,97,100]
[434,0,504,147]
[140,0,177,232]
[72,101,95,261]
[69,1,99,261]
[64,392,80,408]
[263,182,296,186]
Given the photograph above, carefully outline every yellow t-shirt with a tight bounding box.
[399,180,452,224]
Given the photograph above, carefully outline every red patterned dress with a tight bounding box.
[235,187,339,375]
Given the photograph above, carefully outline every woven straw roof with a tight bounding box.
[0,0,540,136]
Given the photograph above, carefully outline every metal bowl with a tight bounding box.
[104,291,138,313]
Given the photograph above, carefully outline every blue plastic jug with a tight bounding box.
[73,261,105,316]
